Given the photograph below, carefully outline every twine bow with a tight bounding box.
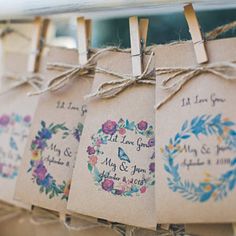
[85,52,155,99]
[29,47,117,96]
[155,61,236,109]
[0,73,44,95]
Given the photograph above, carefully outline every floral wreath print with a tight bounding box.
[27,121,83,201]
[0,113,31,179]
[87,119,155,197]
[162,113,236,202]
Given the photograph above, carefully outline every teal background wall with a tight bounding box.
[55,9,236,48]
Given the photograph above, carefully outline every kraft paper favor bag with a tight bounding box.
[0,20,48,207]
[15,47,93,213]
[68,51,156,228]
[0,51,44,208]
[155,37,236,223]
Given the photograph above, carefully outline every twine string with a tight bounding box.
[155,61,236,109]
[85,51,155,99]
[205,20,236,40]
[29,47,118,96]
[0,72,44,95]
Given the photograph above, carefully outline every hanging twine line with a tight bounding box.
[0,73,44,95]
[205,20,236,40]
[155,61,236,109]
[85,51,155,99]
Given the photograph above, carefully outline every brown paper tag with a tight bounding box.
[15,47,93,213]
[68,51,156,228]
[155,38,236,223]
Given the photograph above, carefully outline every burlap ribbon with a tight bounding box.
[155,61,236,109]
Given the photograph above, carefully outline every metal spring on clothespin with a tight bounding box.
[77,16,92,65]
[129,16,149,77]
[27,17,50,73]
[184,3,208,64]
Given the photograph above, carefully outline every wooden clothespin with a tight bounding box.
[184,4,208,64]
[0,28,4,90]
[36,18,50,72]
[76,17,92,65]
[129,16,149,76]
[27,17,42,73]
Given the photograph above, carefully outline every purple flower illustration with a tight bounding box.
[87,146,96,155]
[149,162,155,173]
[24,115,31,123]
[102,120,117,135]
[33,139,47,150]
[0,115,10,126]
[39,128,52,139]
[148,137,155,147]
[34,163,47,180]
[73,128,81,142]
[137,120,148,131]
[102,179,114,192]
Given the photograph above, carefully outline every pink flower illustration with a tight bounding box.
[96,139,102,146]
[119,128,126,135]
[88,156,98,166]
[137,120,148,131]
[140,186,147,193]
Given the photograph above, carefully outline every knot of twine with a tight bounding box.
[155,61,236,109]
[85,51,155,99]
[29,47,117,96]
[0,73,44,95]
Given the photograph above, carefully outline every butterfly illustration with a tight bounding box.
[125,120,135,131]
[118,147,130,163]
[10,137,18,151]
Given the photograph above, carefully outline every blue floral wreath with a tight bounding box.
[162,114,236,202]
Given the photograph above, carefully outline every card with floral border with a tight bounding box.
[15,47,94,213]
[154,38,236,223]
[0,48,48,208]
[67,51,156,229]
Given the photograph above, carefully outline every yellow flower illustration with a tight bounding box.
[203,184,212,192]
[168,144,174,150]
[217,136,222,144]
[32,150,41,161]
